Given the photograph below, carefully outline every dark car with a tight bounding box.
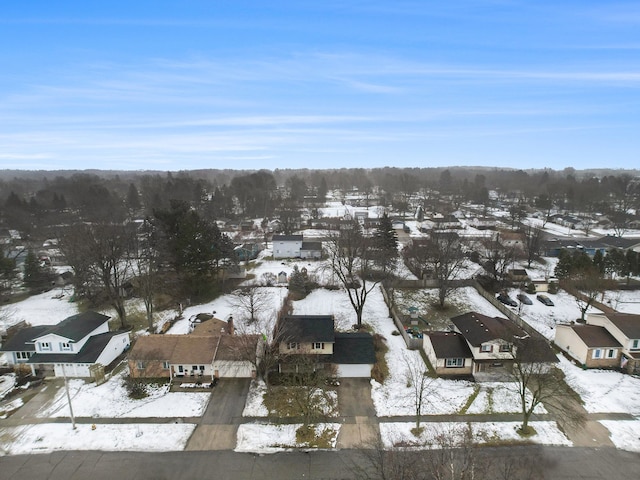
[497,293,518,307]
[537,294,554,306]
[516,293,533,305]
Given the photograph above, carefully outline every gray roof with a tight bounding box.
[451,312,526,346]
[273,235,303,242]
[301,241,322,251]
[32,311,111,342]
[606,313,640,339]
[331,333,375,364]
[0,326,49,352]
[572,325,622,348]
[427,332,472,359]
[277,315,335,343]
[27,331,125,364]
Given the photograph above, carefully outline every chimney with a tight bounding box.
[227,316,234,335]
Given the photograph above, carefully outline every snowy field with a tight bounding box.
[504,288,601,340]
[558,356,640,414]
[0,288,80,331]
[380,421,571,448]
[235,423,340,453]
[37,372,210,418]
[2,423,196,455]
[601,289,640,314]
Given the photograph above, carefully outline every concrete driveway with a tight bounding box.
[336,378,379,449]
[186,378,251,451]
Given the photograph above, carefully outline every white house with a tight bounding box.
[1,311,130,378]
[273,235,304,259]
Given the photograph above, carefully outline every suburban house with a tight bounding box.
[272,235,323,259]
[234,242,263,261]
[580,312,640,373]
[554,324,622,369]
[300,241,323,259]
[128,318,261,380]
[450,311,557,379]
[423,331,473,377]
[275,315,375,378]
[0,311,130,378]
[273,235,303,259]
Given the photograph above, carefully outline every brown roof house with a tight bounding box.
[556,312,640,372]
[554,324,622,369]
[451,311,557,380]
[128,318,261,381]
[423,331,473,377]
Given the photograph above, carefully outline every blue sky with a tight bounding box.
[1,1,639,171]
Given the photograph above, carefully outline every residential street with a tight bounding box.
[1,447,640,480]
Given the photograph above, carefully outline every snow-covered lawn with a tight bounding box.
[0,373,16,400]
[0,288,79,331]
[601,289,640,314]
[600,420,640,452]
[235,423,340,453]
[557,356,640,414]
[2,423,196,454]
[37,372,210,418]
[380,421,571,448]
[507,288,601,340]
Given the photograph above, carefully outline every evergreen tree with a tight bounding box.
[373,212,398,274]
[126,183,141,213]
[23,249,53,291]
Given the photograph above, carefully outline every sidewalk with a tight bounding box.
[2,378,632,450]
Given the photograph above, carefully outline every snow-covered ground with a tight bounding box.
[3,253,640,455]
[380,421,570,448]
[2,423,196,455]
[236,423,340,452]
[38,372,210,419]
[0,288,80,331]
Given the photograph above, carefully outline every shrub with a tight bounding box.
[123,377,148,399]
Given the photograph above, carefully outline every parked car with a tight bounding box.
[497,293,518,307]
[537,294,554,306]
[516,293,533,305]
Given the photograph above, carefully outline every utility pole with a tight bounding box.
[61,364,76,430]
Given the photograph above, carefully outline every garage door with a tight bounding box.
[214,361,255,378]
[336,364,371,378]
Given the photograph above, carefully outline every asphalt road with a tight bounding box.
[1,447,639,480]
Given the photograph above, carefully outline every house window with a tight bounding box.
[60,342,72,351]
[40,342,51,351]
[17,351,32,359]
[499,344,512,353]
[607,349,615,358]
[593,349,602,359]
[199,365,205,371]
[480,344,492,353]
[287,342,300,350]
[312,342,325,350]
[445,358,464,368]
[632,340,639,351]
[136,361,145,370]
[162,361,170,369]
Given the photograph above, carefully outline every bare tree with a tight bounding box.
[564,267,615,322]
[325,221,384,328]
[481,232,516,286]
[133,218,159,332]
[59,222,136,328]
[229,285,271,324]
[507,337,584,435]
[522,225,544,268]
[403,353,435,432]
[354,424,547,480]
[425,232,467,308]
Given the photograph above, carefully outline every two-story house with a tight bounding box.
[276,315,375,378]
[272,235,323,259]
[0,311,130,378]
[450,311,557,380]
[555,312,640,373]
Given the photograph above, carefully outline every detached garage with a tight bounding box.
[332,332,375,378]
